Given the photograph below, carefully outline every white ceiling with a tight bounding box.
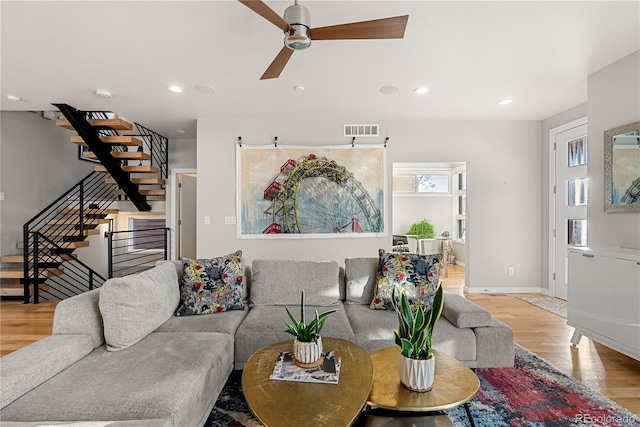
[1,1,639,138]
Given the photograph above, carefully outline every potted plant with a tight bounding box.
[406,218,435,238]
[284,290,337,368]
[391,284,444,391]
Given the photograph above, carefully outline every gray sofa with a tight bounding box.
[0,257,514,426]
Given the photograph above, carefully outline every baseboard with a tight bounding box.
[453,261,466,267]
[464,286,544,294]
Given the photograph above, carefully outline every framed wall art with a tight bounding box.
[237,145,386,238]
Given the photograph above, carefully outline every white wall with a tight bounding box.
[587,50,640,249]
[0,112,94,255]
[196,118,542,292]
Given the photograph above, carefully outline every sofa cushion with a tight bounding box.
[234,302,354,368]
[370,249,442,310]
[345,257,378,304]
[52,288,104,349]
[176,251,245,316]
[0,332,233,427]
[249,259,340,306]
[441,293,493,328]
[157,307,248,336]
[344,304,477,362]
[99,262,180,351]
[0,335,93,409]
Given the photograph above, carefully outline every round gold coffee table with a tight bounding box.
[242,337,373,427]
[367,347,480,426]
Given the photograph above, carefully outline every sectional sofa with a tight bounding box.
[0,255,514,426]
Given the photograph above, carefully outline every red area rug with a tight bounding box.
[205,344,639,427]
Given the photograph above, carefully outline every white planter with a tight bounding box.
[293,336,323,367]
[398,353,435,392]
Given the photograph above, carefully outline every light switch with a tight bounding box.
[204,216,211,225]
[224,216,236,225]
[0,192,4,201]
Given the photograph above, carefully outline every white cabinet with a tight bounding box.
[567,247,640,361]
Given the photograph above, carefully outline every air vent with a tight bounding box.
[343,124,379,137]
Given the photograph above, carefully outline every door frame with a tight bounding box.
[548,116,587,298]
[169,167,197,260]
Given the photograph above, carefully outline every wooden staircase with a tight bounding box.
[57,115,166,202]
[0,206,117,298]
[0,106,168,302]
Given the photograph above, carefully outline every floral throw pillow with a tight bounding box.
[370,249,442,310]
[176,250,245,316]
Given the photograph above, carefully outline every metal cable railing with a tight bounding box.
[22,171,117,303]
[106,227,169,278]
[135,123,168,180]
[30,232,106,303]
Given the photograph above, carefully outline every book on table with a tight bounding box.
[269,351,341,384]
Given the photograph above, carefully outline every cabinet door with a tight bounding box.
[614,258,640,351]
[568,252,614,338]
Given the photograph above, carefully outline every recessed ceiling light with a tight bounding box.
[379,85,399,95]
[194,85,215,94]
[176,129,187,134]
[294,85,305,92]
[95,89,112,98]
[414,87,430,95]
[498,99,513,105]
[169,85,183,93]
[6,95,22,102]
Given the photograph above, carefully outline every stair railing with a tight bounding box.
[54,103,151,212]
[22,171,117,303]
[135,123,169,181]
[106,227,169,278]
[30,232,107,304]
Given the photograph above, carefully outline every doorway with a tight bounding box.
[172,170,197,260]
[549,117,588,300]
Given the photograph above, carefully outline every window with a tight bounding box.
[130,218,166,250]
[454,169,466,242]
[417,174,449,193]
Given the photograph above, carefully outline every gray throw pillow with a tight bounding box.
[99,262,179,351]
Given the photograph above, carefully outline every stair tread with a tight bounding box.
[70,136,142,147]
[0,284,50,296]
[40,229,100,237]
[116,189,165,196]
[0,255,23,263]
[0,268,64,279]
[95,165,158,174]
[83,151,151,160]
[57,208,119,215]
[56,118,133,131]
[47,218,109,225]
[106,177,165,185]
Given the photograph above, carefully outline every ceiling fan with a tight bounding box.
[238,0,409,80]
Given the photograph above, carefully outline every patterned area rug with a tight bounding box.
[518,295,568,318]
[205,345,639,427]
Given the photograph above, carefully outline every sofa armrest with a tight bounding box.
[52,288,104,349]
[0,334,93,409]
[441,293,493,328]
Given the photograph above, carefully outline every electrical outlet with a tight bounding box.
[204,216,211,225]
[508,267,515,276]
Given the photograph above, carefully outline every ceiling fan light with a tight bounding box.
[284,25,311,50]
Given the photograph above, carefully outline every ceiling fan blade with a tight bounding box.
[260,47,294,80]
[238,0,292,33]
[309,15,408,40]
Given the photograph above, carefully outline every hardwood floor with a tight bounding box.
[1,264,638,417]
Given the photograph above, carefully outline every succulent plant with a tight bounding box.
[392,284,444,360]
[284,290,337,342]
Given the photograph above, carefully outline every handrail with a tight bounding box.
[30,232,107,303]
[22,170,117,303]
[105,227,169,278]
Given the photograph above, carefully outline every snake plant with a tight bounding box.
[392,285,444,360]
[284,290,337,342]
